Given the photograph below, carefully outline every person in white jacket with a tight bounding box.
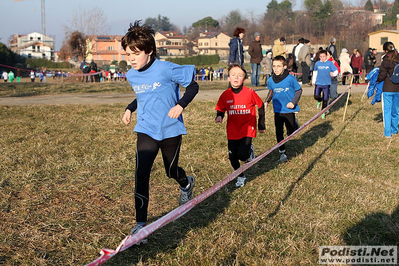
[339,48,352,85]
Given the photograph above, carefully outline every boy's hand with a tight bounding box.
[215,116,223,123]
[286,102,294,109]
[168,104,183,119]
[122,109,132,125]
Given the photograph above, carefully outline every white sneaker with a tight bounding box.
[179,175,195,206]
[277,153,288,163]
[246,144,255,163]
[130,224,148,245]
[235,175,246,187]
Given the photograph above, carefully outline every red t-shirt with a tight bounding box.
[215,86,264,140]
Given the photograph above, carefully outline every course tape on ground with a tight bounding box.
[85,85,352,266]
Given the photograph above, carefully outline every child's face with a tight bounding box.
[126,46,152,70]
[319,53,327,62]
[228,67,246,88]
[272,60,286,75]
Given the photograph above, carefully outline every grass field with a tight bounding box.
[0,84,398,265]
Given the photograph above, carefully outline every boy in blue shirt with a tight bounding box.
[265,56,302,163]
[312,50,339,119]
[121,21,199,243]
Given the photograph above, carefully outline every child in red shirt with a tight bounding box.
[215,64,265,187]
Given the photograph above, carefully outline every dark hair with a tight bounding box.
[298,37,305,43]
[233,27,245,37]
[319,50,328,56]
[280,37,286,42]
[121,20,156,58]
[304,39,310,44]
[228,63,247,78]
[272,55,287,66]
[327,49,332,56]
[383,41,398,62]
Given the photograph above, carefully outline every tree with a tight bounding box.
[304,0,323,12]
[63,7,110,37]
[364,0,374,11]
[223,10,246,35]
[145,15,173,31]
[68,31,86,61]
[192,16,219,30]
[119,60,128,71]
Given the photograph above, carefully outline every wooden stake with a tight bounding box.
[342,75,354,122]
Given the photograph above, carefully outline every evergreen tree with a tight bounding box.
[364,0,374,11]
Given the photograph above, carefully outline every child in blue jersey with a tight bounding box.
[265,56,302,163]
[121,21,199,242]
[312,50,339,119]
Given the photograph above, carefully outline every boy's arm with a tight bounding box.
[312,71,318,84]
[257,103,266,132]
[122,99,137,125]
[125,99,137,113]
[290,88,303,106]
[215,110,225,123]
[264,89,273,104]
[177,78,199,108]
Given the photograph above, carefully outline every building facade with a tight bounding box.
[85,35,126,65]
[8,32,54,61]
[154,31,189,56]
[196,32,231,59]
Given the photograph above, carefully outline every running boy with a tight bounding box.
[265,56,302,163]
[312,50,338,119]
[121,21,199,241]
[215,63,265,187]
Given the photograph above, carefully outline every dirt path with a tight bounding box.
[0,84,368,105]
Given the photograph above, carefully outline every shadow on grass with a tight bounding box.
[242,120,333,190]
[267,107,363,219]
[343,204,399,246]
[329,92,352,114]
[374,112,383,123]
[103,186,232,265]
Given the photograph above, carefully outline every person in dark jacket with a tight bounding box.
[351,49,363,84]
[377,41,399,138]
[248,32,263,86]
[228,27,245,66]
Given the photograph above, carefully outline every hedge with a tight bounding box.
[165,54,219,66]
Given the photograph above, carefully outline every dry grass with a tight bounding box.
[0,88,398,265]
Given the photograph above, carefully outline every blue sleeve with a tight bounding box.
[171,64,196,87]
[292,76,302,91]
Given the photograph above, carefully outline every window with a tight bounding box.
[32,45,35,51]
[107,46,113,50]
[215,42,218,46]
[37,46,40,51]
[30,37,33,40]
[38,37,41,40]
[381,37,388,45]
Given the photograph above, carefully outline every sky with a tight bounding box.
[0,0,358,51]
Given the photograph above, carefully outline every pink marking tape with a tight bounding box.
[85,85,351,266]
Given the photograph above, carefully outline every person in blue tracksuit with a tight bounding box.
[377,41,399,138]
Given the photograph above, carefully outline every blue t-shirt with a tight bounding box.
[126,60,195,141]
[314,60,338,86]
[267,74,301,113]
